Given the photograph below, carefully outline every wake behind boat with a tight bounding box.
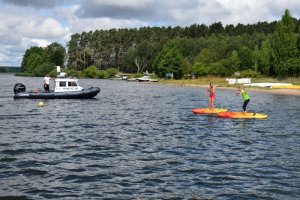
[14,74,100,99]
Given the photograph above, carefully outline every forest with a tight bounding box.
[20,9,300,79]
[0,66,20,73]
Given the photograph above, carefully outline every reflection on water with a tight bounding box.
[0,74,299,199]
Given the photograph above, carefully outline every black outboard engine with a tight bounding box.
[14,83,26,94]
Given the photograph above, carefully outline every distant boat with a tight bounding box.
[14,75,100,99]
[127,78,137,82]
[136,76,159,82]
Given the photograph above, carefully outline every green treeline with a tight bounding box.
[21,9,300,79]
[0,67,20,73]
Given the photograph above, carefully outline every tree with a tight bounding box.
[252,45,260,72]
[45,42,66,67]
[21,46,44,73]
[181,58,192,77]
[67,33,81,70]
[209,22,224,35]
[229,50,241,72]
[123,47,137,73]
[208,62,230,77]
[191,62,208,77]
[239,46,254,71]
[258,40,271,76]
[225,24,235,35]
[33,62,55,77]
[195,48,216,65]
[271,9,300,77]
[153,46,183,79]
[20,43,65,76]
[134,41,157,73]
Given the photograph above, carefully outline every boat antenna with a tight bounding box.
[56,66,60,77]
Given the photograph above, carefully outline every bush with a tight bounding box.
[15,72,34,77]
[97,70,109,78]
[133,73,144,78]
[105,68,119,77]
[240,69,261,78]
[65,69,79,77]
[208,63,231,77]
[83,66,98,78]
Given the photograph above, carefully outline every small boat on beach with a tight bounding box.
[13,76,100,99]
[136,76,159,82]
[243,82,293,88]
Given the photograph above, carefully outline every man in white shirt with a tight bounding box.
[44,74,51,92]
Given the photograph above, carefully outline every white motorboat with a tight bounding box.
[14,72,100,99]
[136,76,159,82]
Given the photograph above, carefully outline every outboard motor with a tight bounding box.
[14,83,26,94]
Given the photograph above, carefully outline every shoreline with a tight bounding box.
[159,83,300,96]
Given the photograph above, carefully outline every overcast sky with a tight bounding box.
[0,0,299,67]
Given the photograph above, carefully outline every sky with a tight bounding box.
[0,0,300,67]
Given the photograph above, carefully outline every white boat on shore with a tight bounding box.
[136,76,159,82]
[243,82,293,88]
[127,78,137,82]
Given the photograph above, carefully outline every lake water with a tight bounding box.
[0,73,299,199]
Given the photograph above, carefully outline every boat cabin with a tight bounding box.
[54,77,83,93]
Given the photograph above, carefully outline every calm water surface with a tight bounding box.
[0,73,299,199]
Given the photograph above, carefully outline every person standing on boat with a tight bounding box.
[44,74,51,92]
[235,85,250,113]
[207,83,215,110]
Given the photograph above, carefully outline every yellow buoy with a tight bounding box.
[38,101,44,107]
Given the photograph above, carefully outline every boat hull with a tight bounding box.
[14,87,100,99]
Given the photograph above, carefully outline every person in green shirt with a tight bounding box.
[235,85,250,113]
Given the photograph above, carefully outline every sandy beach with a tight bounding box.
[174,83,300,96]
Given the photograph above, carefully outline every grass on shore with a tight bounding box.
[160,77,228,86]
[159,77,300,87]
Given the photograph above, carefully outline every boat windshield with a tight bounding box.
[59,81,66,87]
[68,82,78,86]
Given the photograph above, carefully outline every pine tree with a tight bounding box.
[271,9,300,77]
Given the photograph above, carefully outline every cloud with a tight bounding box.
[20,18,68,39]
[0,3,69,66]
[30,39,51,47]
[77,0,160,20]
[215,0,300,24]
[76,0,202,24]
[268,0,300,19]
[0,44,24,66]
[1,0,64,8]
[0,53,7,63]
[75,0,300,26]
[0,6,68,41]
[70,17,149,33]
